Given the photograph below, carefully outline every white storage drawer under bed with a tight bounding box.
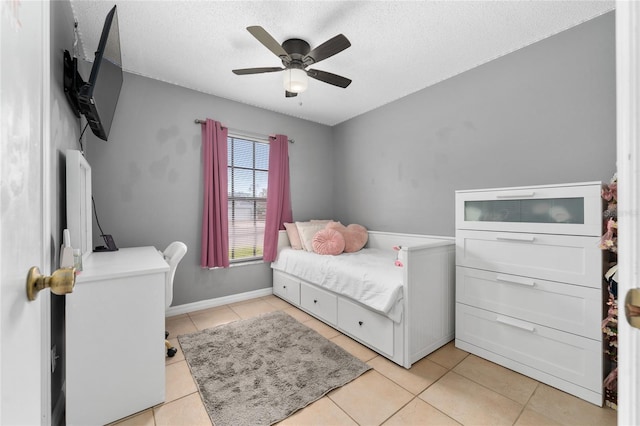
[456,267,602,339]
[273,270,300,305]
[456,230,602,287]
[300,282,338,325]
[338,298,394,357]
[456,304,602,392]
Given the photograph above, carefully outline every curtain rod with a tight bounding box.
[194,119,294,143]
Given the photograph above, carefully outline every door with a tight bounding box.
[616,1,640,424]
[0,1,51,424]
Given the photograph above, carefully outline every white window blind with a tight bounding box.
[228,136,269,262]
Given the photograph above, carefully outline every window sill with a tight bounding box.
[229,259,265,268]
[206,259,266,270]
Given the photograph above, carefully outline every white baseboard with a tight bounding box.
[166,287,273,317]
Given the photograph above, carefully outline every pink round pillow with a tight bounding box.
[312,228,345,255]
[326,222,368,253]
[343,224,368,252]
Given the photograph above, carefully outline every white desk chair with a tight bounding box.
[163,241,187,357]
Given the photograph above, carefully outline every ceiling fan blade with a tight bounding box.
[303,34,351,65]
[232,67,284,75]
[247,26,291,61]
[285,91,298,98]
[306,69,352,88]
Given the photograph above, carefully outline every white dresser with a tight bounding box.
[66,247,169,425]
[455,182,603,405]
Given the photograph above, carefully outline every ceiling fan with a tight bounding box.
[232,26,352,98]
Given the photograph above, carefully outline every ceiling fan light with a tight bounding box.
[283,68,308,93]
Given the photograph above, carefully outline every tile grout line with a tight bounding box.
[151,389,213,425]
[363,355,451,399]
[326,392,362,426]
[511,382,541,425]
[447,359,538,408]
[377,395,416,426]
[379,394,462,426]
[428,350,470,371]
[407,352,471,426]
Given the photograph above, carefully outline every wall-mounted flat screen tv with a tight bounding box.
[77,5,122,141]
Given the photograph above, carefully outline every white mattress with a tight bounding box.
[271,248,404,322]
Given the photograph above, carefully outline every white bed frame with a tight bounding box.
[272,230,456,368]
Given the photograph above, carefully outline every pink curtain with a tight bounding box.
[201,119,230,268]
[263,134,293,261]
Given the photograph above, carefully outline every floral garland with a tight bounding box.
[600,175,618,252]
[599,174,618,408]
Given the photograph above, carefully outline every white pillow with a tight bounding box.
[283,222,303,250]
[295,221,329,252]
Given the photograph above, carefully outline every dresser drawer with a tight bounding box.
[456,304,602,392]
[338,298,394,356]
[456,267,602,339]
[300,282,338,325]
[456,230,602,287]
[273,270,300,305]
[456,182,602,236]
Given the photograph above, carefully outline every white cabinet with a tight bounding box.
[455,182,603,406]
[455,182,602,235]
[456,230,602,287]
[456,267,601,339]
[66,247,169,426]
[456,304,603,391]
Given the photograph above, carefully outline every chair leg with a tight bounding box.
[165,331,177,357]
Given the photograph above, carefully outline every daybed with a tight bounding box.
[271,229,455,368]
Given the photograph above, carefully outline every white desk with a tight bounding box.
[66,247,169,426]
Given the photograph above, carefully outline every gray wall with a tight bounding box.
[51,1,83,257]
[86,74,334,306]
[332,11,616,237]
[86,11,616,307]
[50,1,83,424]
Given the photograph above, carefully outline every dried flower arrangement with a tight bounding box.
[600,173,618,409]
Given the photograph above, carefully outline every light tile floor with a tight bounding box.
[111,295,618,426]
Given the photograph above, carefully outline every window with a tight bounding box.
[228,135,269,262]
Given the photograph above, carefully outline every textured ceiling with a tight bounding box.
[69,1,614,126]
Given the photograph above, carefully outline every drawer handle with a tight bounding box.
[496,316,536,333]
[496,275,536,287]
[358,321,363,326]
[495,235,535,243]
[495,191,536,199]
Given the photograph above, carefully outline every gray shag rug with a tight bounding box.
[178,310,371,426]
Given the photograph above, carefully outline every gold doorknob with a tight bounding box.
[624,288,640,329]
[26,267,76,301]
